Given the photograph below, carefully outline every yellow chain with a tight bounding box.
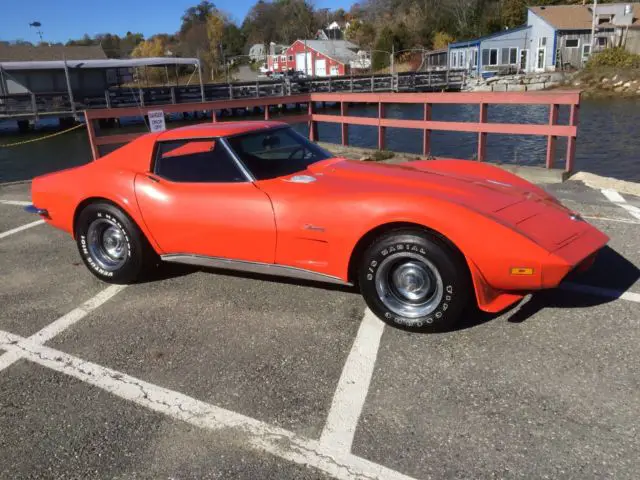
[0,123,86,148]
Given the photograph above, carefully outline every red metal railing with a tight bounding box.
[84,90,580,172]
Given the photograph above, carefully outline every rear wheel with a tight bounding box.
[75,202,155,284]
[358,229,471,332]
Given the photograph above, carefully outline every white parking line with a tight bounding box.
[0,199,31,206]
[601,189,640,221]
[0,329,416,480]
[0,220,45,240]
[0,285,126,374]
[561,282,640,303]
[582,215,640,225]
[320,309,385,454]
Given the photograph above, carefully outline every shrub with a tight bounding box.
[586,47,640,69]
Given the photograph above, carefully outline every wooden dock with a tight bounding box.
[0,70,466,122]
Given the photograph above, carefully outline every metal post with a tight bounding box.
[477,103,487,161]
[422,103,431,156]
[378,102,385,151]
[371,75,374,92]
[341,102,348,146]
[104,91,111,109]
[229,84,233,99]
[85,111,99,161]
[170,87,176,105]
[30,93,37,118]
[256,81,260,98]
[566,103,579,173]
[304,40,308,76]
[196,57,205,102]
[308,101,317,141]
[546,104,559,169]
[62,55,77,119]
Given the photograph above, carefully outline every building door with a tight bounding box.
[330,65,339,76]
[520,49,528,72]
[314,59,327,77]
[536,48,546,71]
[295,52,312,75]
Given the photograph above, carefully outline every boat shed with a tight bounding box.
[0,45,202,98]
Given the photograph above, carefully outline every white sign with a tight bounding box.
[148,110,166,132]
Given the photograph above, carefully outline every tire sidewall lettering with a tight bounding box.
[78,210,132,278]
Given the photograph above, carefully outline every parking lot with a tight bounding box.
[1,179,639,479]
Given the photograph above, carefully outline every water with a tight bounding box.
[1,98,639,183]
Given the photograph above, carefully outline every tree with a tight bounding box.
[223,24,245,57]
[373,26,394,71]
[432,31,455,49]
[345,20,376,48]
[207,12,226,79]
[181,0,217,36]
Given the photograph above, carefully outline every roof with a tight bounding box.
[449,25,531,48]
[0,57,200,71]
[295,40,360,64]
[529,3,640,30]
[0,44,107,62]
[156,121,288,141]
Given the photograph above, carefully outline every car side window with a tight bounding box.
[154,139,246,183]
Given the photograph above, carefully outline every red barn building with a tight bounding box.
[267,40,361,77]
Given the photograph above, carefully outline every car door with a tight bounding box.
[134,137,276,263]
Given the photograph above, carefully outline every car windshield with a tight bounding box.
[226,127,332,181]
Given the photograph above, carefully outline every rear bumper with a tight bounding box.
[24,204,49,217]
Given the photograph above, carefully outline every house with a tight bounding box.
[316,21,348,41]
[448,26,531,76]
[248,44,266,62]
[267,40,360,77]
[448,3,640,75]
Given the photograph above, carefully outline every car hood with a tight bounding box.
[308,158,541,213]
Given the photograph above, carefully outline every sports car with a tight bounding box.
[27,121,608,331]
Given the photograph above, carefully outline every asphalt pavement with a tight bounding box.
[1,179,639,479]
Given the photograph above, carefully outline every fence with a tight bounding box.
[84,90,580,172]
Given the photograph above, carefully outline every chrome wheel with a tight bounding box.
[86,218,128,271]
[374,252,443,318]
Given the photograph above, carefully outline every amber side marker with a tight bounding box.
[511,267,535,276]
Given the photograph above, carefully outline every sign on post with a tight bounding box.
[148,110,166,132]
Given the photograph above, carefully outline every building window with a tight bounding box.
[597,37,607,47]
[482,49,489,66]
[459,50,465,68]
[280,55,286,61]
[489,49,498,66]
[288,55,293,61]
[565,38,579,48]
[539,37,547,47]
[509,47,518,64]
[472,49,478,67]
[450,52,457,68]
[582,44,591,60]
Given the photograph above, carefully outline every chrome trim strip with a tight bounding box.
[219,137,256,182]
[161,254,351,286]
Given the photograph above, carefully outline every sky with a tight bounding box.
[0,0,355,44]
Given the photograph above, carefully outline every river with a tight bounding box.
[1,97,639,183]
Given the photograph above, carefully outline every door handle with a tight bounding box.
[146,174,161,183]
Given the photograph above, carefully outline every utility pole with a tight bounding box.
[304,39,308,75]
[590,0,598,53]
[390,44,395,75]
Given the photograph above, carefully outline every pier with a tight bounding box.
[0,70,466,122]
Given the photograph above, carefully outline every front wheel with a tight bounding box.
[358,229,471,332]
[75,202,155,284]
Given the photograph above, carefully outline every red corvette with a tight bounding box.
[27,121,608,331]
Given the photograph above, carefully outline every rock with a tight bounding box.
[472,85,493,92]
[526,82,546,91]
[602,78,609,83]
[614,86,625,92]
[548,72,565,82]
[507,84,526,92]
[623,82,632,88]
[573,81,582,86]
[486,77,500,84]
[491,84,508,92]
[614,80,623,86]
[612,74,618,81]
